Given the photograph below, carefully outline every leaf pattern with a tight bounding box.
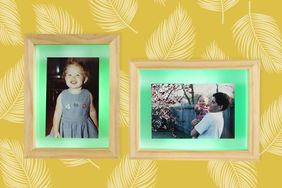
[60,159,100,169]
[0,140,51,188]
[197,0,239,24]
[154,0,167,6]
[260,96,282,156]
[33,4,83,34]
[208,160,257,188]
[202,41,230,59]
[0,57,24,123]
[0,0,22,45]
[232,3,282,73]
[0,0,280,187]
[107,155,157,188]
[89,0,138,33]
[146,4,195,60]
[120,71,129,127]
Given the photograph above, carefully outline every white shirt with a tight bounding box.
[194,112,224,138]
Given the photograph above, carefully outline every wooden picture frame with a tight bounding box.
[130,60,259,160]
[24,34,120,158]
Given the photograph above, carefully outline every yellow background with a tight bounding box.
[0,0,282,187]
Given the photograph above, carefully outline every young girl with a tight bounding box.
[52,59,98,138]
[191,95,209,127]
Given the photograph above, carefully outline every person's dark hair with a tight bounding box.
[213,92,230,111]
[63,58,89,78]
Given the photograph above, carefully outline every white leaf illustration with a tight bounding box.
[260,96,282,156]
[0,57,24,123]
[0,140,51,188]
[0,0,22,45]
[120,71,129,127]
[146,4,195,60]
[232,2,282,73]
[154,0,167,6]
[202,41,229,60]
[107,155,158,188]
[60,159,100,169]
[33,4,83,34]
[197,0,239,24]
[208,160,257,188]
[89,0,138,33]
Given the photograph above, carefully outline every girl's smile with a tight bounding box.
[70,80,77,85]
[198,97,208,108]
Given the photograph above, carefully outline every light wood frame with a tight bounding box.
[130,60,260,160]
[25,34,120,158]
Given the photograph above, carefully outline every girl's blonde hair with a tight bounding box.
[63,58,90,79]
[197,95,208,104]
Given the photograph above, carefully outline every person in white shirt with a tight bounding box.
[191,92,230,138]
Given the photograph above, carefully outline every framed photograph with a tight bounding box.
[130,60,259,160]
[24,35,119,158]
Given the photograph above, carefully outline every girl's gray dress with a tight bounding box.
[59,89,98,138]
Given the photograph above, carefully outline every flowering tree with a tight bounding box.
[151,84,194,133]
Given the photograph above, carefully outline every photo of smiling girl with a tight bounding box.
[46,58,99,138]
